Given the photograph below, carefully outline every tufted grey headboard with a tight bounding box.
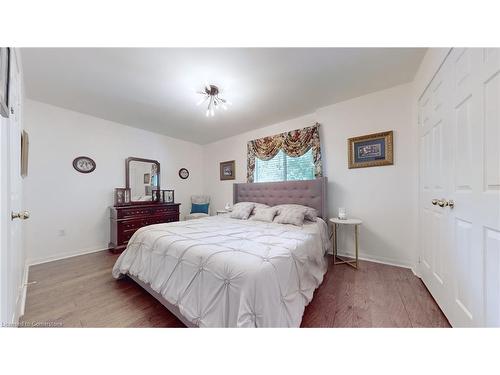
[233,177,328,219]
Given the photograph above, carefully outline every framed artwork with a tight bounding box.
[0,47,10,118]
[114,188,131,206]
[162,189,175,203]
[220,160,235,180]
[348,130,393,169]
[21,130,29,178]
[220,160,236,181]
[143,173,150,184]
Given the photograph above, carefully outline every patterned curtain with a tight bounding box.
[247,123,323,182]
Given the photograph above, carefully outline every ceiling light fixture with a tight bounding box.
[197,84,230,117]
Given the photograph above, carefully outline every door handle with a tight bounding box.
[432,199,454,209]
[443,199,454,209]
[11,211,30,220]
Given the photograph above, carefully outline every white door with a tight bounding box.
[418,48,500,327]
[418,52,454,321]
[0,49,26,325]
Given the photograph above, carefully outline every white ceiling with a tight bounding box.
[22,48,426,144]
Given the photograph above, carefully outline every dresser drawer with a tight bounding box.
[153,205,179,215]
[116,204,179,219]
[120,216,172,231]
[122,228,137,244]
[109,203,181,253]
[119,207,153,218]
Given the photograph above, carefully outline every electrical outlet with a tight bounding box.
[58,229,66,237]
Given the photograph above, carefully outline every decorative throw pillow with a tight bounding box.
[249,207,278,223]
[274,204,318,221]
[273,206,307,226]
[230,202,255,220]
[252,202,270,209]
[233,202,268,210]
[191,203,209,214]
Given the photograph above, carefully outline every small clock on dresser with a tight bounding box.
[178,168,189,179]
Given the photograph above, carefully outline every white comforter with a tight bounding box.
[112,215,329,327]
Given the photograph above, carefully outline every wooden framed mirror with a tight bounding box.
[125,157,160,204]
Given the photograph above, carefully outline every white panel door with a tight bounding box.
[0,49,25,325]
[479,48,500,326]
[418,60,453,319]
[418,48,500,327]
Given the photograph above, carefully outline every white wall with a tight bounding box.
[24,100,204,265]
[203,83,418,268]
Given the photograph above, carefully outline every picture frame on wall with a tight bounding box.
[0,47,10,118]
[347,130,393,169]
[220,160,235,180]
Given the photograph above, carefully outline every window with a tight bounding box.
[254,148,314,182]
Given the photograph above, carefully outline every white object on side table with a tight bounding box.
[216,210,229,215]
[329,217,362,269]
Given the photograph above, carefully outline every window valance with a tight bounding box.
[247,123,323,182]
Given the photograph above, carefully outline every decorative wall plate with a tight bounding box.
[179,168,189,179]
[73,156,96,173]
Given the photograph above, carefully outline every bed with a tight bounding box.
[112,178,329,327]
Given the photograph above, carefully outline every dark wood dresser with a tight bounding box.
[109,202,180,253]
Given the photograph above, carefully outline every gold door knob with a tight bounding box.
[433,199,455,209]
[11,211,30,220]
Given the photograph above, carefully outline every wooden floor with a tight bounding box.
[22,250,450,328]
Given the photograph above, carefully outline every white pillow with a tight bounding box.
[232,202,268,210]
[233,202,269,216]
[230,202,255,220]
[274,204,318,221]
[273,206,306,226]
[252,202,270,210]
[249,207,278,223]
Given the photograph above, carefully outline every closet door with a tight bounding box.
[480,49,500,326]
[418,48,500,327]
[448,48,485,326]
[418,54,454,320]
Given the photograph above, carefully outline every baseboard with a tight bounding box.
[27,246,109,267]
[334,251,414,270]
[411,266,421,278]
[14,263,30,323]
